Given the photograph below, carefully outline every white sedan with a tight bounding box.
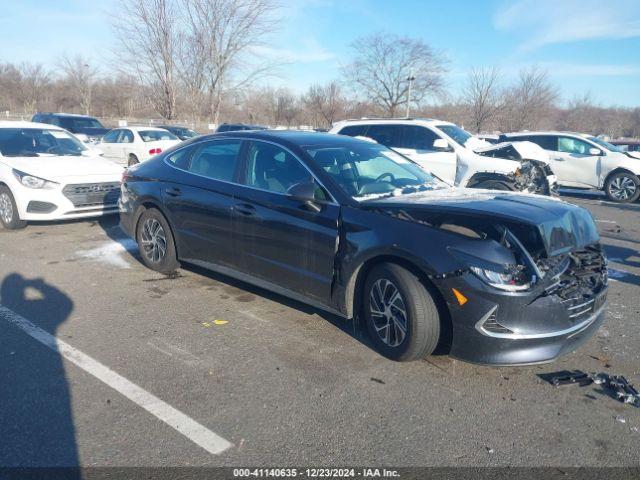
[99,126,181,166]
[0,121,123,229]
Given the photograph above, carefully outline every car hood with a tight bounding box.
[2,154,123,180]
[625,151,640,160]
[364,188,599,257]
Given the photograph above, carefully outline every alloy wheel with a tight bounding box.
[0,193,14,225]
[140,218,167,263]
[609,176,637,200]
[369,278,408,347]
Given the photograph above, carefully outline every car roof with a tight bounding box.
[35,112,98,119]
[333,118,456,128]
[503,131,594,138]
[202,129,387,148]
[0,120,64,130]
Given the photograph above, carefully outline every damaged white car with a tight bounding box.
[330,119,558,196]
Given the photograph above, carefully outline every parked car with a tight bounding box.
[216,123,268,132]
[610,139,640,159]
[31,113,109,144]
[99,126,181,166]
[156,125,200,141]
[501,131,640,202]
[120,130,607,365]
[0,121,122,229]
[330,119,557,196]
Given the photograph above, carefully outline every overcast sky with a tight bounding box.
[1,0,639,106]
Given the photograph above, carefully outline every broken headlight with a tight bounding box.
[470,265,531,292]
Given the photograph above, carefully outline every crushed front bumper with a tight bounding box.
[438,272,607,366]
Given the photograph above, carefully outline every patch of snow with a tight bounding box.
[76,238,138,269]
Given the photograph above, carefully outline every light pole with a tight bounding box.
[405,72,416,118]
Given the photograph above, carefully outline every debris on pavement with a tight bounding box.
[539,370,640,407]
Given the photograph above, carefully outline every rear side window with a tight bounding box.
[338,125,368,137]
[519,135,557,151]
[187,140,242,182]
[166,147,193,169]
[365,124,404,148]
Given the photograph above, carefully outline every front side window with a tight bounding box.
[102,130,120,143]
[402,125,439,150]
[305,142,440,199]
[244,141,313,194]
[558,137,592,155]
[0,128,87,157]
[139,130,178,142]
[187,140,241,181]
[436,124,472,147]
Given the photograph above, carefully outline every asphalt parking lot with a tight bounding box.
[1,192,639,468]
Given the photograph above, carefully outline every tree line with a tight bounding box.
[0,0,638,138]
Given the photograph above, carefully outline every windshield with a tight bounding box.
[174,127,198,138]
[139,130,178,142]
[587,136,625,153]
[59,117,104,130]
[305,142,442,200]
[436,124,473,146]
[0,128,88,157]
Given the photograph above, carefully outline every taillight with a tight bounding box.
[149,148,162,155]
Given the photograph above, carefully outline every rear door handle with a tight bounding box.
[232,203,256,216]
[166,187,182,197]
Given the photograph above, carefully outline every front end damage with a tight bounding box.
[371,199,608,365]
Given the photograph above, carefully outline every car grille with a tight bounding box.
[541,245,608,322]
[62,182,120,208]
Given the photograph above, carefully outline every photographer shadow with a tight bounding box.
[0,273,80,473]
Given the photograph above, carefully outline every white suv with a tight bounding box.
[502,131,640,203]
[0,121,123,229]
[330,119,557,196]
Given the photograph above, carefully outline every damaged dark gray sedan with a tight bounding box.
[120,131,608,365]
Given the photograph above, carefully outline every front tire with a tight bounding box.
[604,172,640,203]
[0,186,27,230]
[363,263,440,362]
[136,208,179,274]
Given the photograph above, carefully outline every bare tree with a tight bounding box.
[111,0,181,119]
[303,82,344,128]
[15,63,50,114]
[462,67,503,133]
[58,54,98,115]
[342,32,447,116]
[179,0,280,124]
[500,66,558,132]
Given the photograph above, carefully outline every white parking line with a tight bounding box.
[0,305,233,455]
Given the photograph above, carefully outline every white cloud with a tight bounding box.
[494,0,640,50]
[250,38,337,64]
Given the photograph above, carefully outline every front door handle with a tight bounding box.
[166,187,182,197]
[232,203,256,216]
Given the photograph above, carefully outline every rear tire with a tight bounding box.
[472,180,513,191]
[363,263,440,362]
[0,186,27,230]
[604,172,640,203]
[128,154,139,167]
[136,208,179,274]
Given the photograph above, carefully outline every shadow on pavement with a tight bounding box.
[0,273,80,473]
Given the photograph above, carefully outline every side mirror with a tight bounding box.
[589,147,603,156]
[286,181,321,213]
[433,138,450,151]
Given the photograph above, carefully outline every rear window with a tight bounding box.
[337,125,369,137]
[139,130,178,142]
[58,116,104,130]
